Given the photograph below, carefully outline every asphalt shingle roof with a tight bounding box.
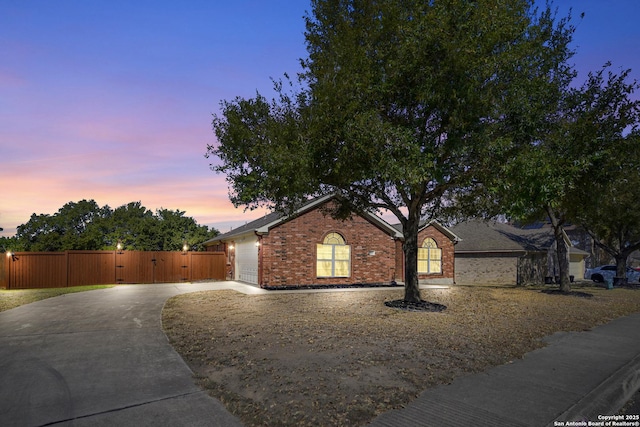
[208,210,285,242]
[450,220,557,253]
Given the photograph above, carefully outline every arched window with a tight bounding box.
[418,238,442,274]
[323,232,345,245]
[316,232,351,278]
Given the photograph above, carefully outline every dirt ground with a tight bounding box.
[162,284,640,426]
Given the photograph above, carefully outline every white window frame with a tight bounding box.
[418,237,442,274]
[316,232,351,278]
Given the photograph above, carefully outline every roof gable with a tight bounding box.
[419,220,462,243]
[205,194,403,244]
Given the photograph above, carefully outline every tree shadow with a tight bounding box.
[540,289,593,298]
[384,299,447,312]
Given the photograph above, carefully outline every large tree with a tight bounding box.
[11,200,218,252]
[490,64,640,291]
[575,134,640,283]
[489,77,580,292]
[210,0,575,302]
[567,67,640,283]
[15,200,110,251]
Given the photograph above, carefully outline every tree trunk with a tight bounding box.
[547,207,571,292]
[402,212,422,303]
[555,234,571,292]
[614,254,629,286]
[584,227,640,287]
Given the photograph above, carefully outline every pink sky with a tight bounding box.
[1,1,639,237]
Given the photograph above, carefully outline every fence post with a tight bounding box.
[115,248,124,284]
[2,252,9,289]
[182,251,190,282]
[8,252,12,290]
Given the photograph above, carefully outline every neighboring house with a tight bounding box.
[204,195,458,289]
[449,220,588,286]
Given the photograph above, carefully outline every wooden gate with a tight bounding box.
[190,252,226,282]
[115,251,225,284]
[2,250,227,289]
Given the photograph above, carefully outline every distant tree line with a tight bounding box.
[0,200,219,252]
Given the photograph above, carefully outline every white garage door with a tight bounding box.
[235,238,259,285]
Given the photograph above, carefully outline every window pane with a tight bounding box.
[334,245,350,260]
[316,242,350,278]
[317,261,333,277]
[334,261,350,277]
[423,238,437,248]
[418,247,442,273]
[324,232,345,245]
[316,244,333,259]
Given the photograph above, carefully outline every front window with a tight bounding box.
[418,238,442,274]
[316,232,350,277]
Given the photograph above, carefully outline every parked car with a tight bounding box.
[585,265,640,283]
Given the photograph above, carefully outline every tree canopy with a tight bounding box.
[0,200,218,252]
[210,0,577,301]
[566,67,640,282]
[488,60,640,290]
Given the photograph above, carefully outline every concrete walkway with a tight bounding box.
[1,282,639,426]
[0,282,258,427]
[370,312,640,427]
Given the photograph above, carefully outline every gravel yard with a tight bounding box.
[162,284,640,427]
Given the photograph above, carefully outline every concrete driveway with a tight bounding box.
[0,282,263,427]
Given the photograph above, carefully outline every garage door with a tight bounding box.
[235,238,259,284]
[455,254,518,286]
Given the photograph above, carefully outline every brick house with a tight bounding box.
[449,220,588,286]
[204,194,458,289]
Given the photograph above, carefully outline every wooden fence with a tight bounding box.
[0,250,226,289]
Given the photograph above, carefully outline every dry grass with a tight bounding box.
[0,285,114,312]
[162,284,640,427]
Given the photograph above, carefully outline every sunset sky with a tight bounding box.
[1,1,639,237]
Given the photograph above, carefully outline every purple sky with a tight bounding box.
[1,0,639,237]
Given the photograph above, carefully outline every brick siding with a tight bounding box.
[257,202,456,288]
[259,202,398,288]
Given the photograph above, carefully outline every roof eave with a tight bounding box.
[420,219,463,243]
[364,213,404,239]
[455,249,530,255]
[204,229,257,244]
